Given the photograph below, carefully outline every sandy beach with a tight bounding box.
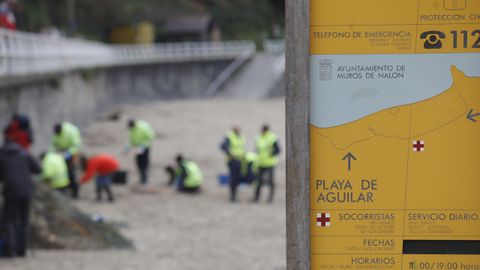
[0,97,286,270]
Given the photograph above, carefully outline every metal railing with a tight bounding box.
[264,39,285,79]
[263,39,285,55]
[0,29,256,79]
[114,41,256,65]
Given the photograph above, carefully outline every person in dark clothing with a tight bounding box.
[136,148,150,184]
[165,166,176,187]
[0,131,41,257]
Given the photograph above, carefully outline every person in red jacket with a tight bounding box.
[0,0,18,30]
[80,154,119,202]
[4,114,33,150]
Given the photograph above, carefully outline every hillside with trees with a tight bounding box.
[17,0,284,42]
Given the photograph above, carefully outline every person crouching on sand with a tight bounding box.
[165,155,203,194]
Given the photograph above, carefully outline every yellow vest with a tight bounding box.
[129,120,155,147]
[256,131,279,168]
[42,152,70,189]
[242,152,259,176]
[51,122,81,155]
[183,161,203,188]
[227,131,246,160]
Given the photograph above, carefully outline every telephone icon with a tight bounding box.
[420,31,446,49]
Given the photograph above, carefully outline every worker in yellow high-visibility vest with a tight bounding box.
[220,126,246,202]
[254,124,280,203]
[51,121,81,198]
[241,152,259,185]
[41,151,70,193]
[124,119,155,185]
[174,155,203,194]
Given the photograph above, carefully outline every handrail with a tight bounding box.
[0,29,256,79]
[204,50,253,97]
[263,39,285,55]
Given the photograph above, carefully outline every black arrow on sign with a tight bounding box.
[342,152,357,171]
[467,109,480,123]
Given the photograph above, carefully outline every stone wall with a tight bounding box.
[0,60,231,153]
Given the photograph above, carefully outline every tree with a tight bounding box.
[17,0,284,41]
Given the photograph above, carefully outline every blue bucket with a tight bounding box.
[218,174,229,185]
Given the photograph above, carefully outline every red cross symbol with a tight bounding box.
[316,213,331,227]
[413,140,425,152]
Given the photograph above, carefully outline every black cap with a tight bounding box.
[262,124,270,132]
[127,119,135,128]
[53,123,62,134]
[175,154,184,164]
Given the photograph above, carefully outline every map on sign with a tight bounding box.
[309,0,480,269]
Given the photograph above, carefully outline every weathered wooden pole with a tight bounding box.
[286,0,310,269]
[289,0,480,269]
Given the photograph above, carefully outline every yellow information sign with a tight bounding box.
[310,0,480,269]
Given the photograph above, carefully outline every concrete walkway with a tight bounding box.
[219,53,285,99]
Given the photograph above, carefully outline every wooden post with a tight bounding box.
[286,0,310,269]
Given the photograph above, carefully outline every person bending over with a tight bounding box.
[80,154,119,202]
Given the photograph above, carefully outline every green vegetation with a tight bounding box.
[17,0,284,42]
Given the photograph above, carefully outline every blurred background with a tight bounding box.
[0,0,286,270]
[16,0,284,43]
